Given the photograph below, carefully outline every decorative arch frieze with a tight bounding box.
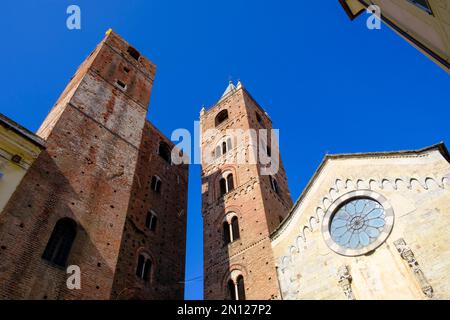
[276,174,449,285]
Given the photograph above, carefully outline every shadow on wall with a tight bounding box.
[0,150,113,300]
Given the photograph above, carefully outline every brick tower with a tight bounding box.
[200,81,293,300]
[0,30,187,300]
[110,121,188,300]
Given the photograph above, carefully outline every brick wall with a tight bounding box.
[201,85,292,300]
[0,31,187,300]
[111,122,188,300]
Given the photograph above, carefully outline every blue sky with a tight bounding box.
[0,1,448,300]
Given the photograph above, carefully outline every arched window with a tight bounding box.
[42,218,77,267]
[231,216,240,241]
[227,279,236,300]
[237,275,246,300]
[146,211,157,231]
[223,221,231,245]
[227,174,234,192]
[220,178,227,197]
[215,109,229,127]
[219,173,234,197]
[216,138,233,159]
[150,176,162,193]
[270,176,279,194]
[223,215,240,245]
[227,275,246,300]
[159,142,172,164]
[222,141,227,155]
[136,254,152,281]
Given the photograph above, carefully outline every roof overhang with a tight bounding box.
[338,0,450,73]
[339,0,366,20]
[0,113,46,149]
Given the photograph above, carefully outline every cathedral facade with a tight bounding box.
[272,144,450,300]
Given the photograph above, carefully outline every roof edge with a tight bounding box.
[270,142,449,240]
[338,0,365,20]
[342,0,450,73]
[0,113,46,148]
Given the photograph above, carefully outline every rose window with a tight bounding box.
[330,198,386,250]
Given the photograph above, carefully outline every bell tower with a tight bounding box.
[200,81,293,300]
[0,30,156,299]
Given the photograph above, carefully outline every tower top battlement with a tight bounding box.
[101,29,156,79]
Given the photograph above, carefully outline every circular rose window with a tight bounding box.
[322,191,394,256]
[330,198,385,249]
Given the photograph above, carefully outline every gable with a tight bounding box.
[271,144,450,252]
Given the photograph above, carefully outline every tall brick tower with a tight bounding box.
[201,81,293,300]
[0,30,189,300]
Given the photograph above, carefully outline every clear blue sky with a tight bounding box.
[0,1,448,300]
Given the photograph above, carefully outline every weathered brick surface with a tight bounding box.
[111,122,188,300]
[201,86,293,300]
[0,31,187,300]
